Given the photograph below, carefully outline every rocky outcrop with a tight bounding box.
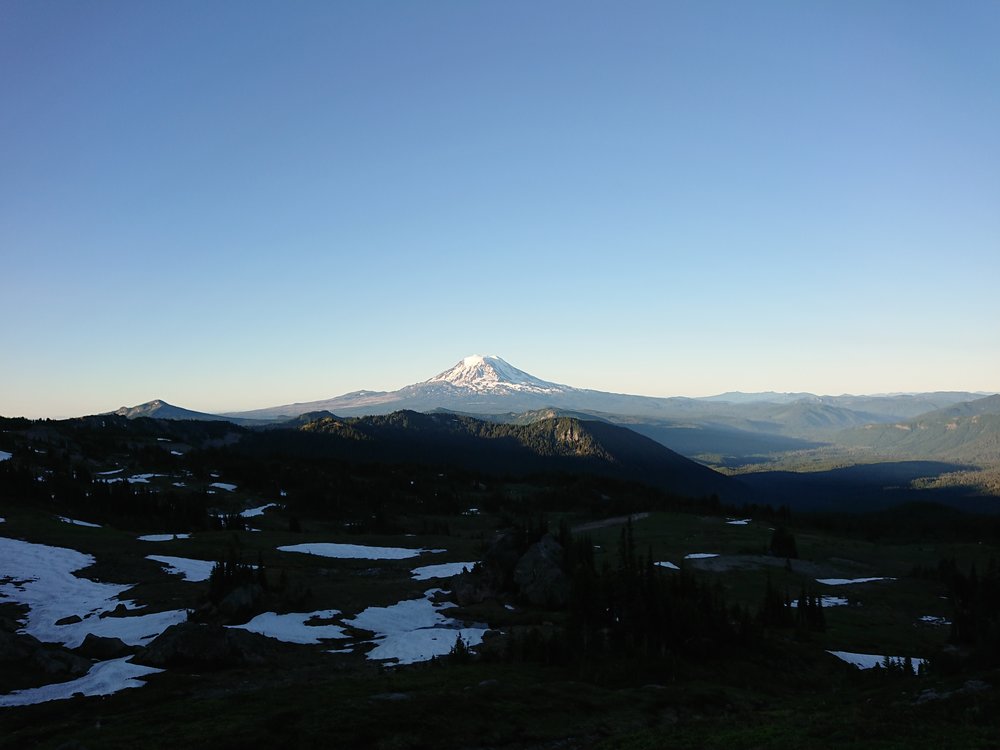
[30,648,91,676]
[451,530,521,606]
[134,622,278,669]
[513,535,571,607]
[0,626,91,676]
[75,634,134,660]
[450,531,569,607]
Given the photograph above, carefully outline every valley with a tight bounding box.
[1,396,999,748]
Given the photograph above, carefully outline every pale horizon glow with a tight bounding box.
[2,2,999,419]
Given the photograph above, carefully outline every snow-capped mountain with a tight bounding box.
[222,354,693,421]
[424,355,571,394]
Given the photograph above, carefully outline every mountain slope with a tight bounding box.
[224,356,989,438]
[837,396,1000,464]
[112,400,249,423]
[223,355,704,421]
[242,410,744,500]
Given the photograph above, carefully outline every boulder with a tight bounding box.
[450,530,526,605]
[30,648,92,676]
[513,535,570,607]
[99,603,130,619]
[134,622,277,669]
[75,633,134,660]
[0,629,40,662]
[451,569,498,607]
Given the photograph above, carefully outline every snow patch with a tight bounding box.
[919,615,951,625]
[655,561,680,570]
[228,610,346,644]
[278,543,442,560]
[684,553,719,559]
[345,589,487,665]
[726,518,751,525]
[828,650,925,673]
[411,562,475,580]
[792,596,848,608]
[138,533,191,542]
[0,536,187,648]
[0,450,12,462]
[210,482,237,492]
[102,473,166,485]
[240,503,277,518]
[0,656,163,707]
[129,473,164,484]
[146,555,215,582]
[57,516,101,528]
[817,577,894,586]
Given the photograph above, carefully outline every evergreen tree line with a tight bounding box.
[207,544,269,604]
[939,557,1000,664]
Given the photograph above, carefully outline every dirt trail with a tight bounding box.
[571,512,649,533]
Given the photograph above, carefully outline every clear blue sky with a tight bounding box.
[2,1,998,418]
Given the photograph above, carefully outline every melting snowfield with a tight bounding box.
[278,542,443,560]
[0,536,187,649]
[146,555,215,582]
[229,610,347,644]
[411,562,476,580]
[0,657,163,707]
[817,577,894,586]
[919,615,951,625]
[57,516,102,528]
[101,473,166,485]
[138,533,191,542]
[345,589,487,665]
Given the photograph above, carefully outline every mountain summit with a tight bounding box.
[425,355,568,393]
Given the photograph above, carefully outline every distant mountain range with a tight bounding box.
[106,355,997,465]
[836,394,1000,464]
[216,355,988,425]
[113,400,255,425]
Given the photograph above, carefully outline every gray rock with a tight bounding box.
[30,648,92,676]
[99,603,129,619]
[451,531,523,605]
[0,629,40,661]
[55,614,83,626]
[75,634,134,660]
[513,535,570,607]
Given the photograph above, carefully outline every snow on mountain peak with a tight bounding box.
[426,355,568,394]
